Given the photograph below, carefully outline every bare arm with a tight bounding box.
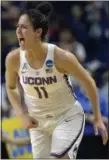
[85,113,108,125]
[5,51,26,117]
[5,50,38,129]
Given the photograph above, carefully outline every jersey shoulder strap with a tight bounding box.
[44,44,55,69]
[19,49,28,74]
[19,49,26,66]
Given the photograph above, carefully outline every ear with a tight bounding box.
[35,28,42,38]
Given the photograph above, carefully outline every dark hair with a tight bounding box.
[22,2,52,40]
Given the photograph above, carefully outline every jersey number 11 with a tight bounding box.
[34,87,48,99]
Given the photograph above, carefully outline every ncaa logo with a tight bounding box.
[46,60,53,68]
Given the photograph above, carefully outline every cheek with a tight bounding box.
[29,33,36,41]
[26,35,35,44]
[23,30,29,37]
[16,28,20,35]
[23,32,32,41]
[25,30,35,39]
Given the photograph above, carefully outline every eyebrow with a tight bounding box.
[16,23,28,27]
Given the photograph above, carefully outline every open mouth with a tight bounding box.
[19,38,25,45]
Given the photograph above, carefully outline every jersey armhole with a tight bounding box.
[18,49,25,75]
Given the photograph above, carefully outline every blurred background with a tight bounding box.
[1,1,108,159]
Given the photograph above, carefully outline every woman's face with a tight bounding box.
[16,14,41,50]
[59,30,73,42]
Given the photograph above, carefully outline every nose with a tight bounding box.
[16,26,22,34]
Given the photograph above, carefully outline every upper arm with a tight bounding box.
[55,47,94,85]
[5,51,19,89]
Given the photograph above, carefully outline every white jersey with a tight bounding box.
[18,44,82,118]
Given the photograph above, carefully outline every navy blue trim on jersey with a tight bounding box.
[63,74,77,100]
[51,114,85,158]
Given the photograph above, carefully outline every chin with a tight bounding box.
[20,45,26,50]
[20,47,25,50]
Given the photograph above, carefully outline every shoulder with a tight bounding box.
[5,48,20,72]
[54,45,74,61]
[6,48,20,61]
[54,45,75,73]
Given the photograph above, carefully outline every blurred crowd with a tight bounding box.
[1,1,108,159]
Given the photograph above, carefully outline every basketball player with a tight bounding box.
[5,2,108,159]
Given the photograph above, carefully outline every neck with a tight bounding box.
[26,41,45,60]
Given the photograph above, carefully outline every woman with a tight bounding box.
[5,2,108,159]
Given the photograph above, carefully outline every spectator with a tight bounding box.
[2,1,21,30]
[67,4,88,44]
[100,71,108,103]
[58,28,86,64]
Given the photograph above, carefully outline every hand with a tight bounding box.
[93,118,108,145]
[20,114,38,129]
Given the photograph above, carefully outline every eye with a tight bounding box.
[16,24,19,28]
[22,25,28,29]
[16,24,28,29]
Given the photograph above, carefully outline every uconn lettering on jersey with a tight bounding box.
[22,76,57,85]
